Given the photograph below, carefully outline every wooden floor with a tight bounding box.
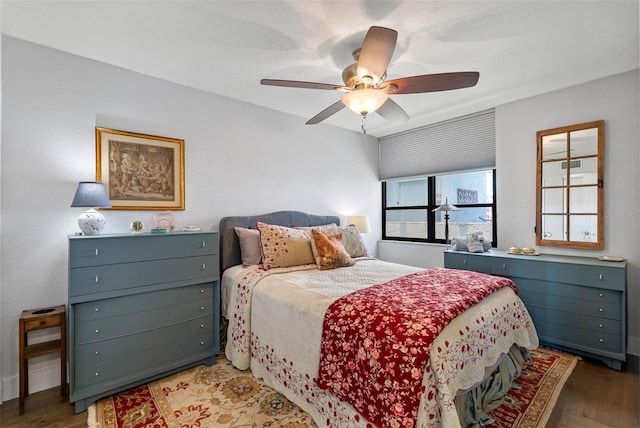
[1,355,638,428]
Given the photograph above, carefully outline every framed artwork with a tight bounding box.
[96,127,185,210]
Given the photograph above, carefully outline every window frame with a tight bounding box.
[382,170,498,246]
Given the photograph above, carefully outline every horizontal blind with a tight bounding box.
[379,109,495,180]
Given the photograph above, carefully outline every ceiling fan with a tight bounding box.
[261,26,480,132]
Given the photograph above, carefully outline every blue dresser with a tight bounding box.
[444,250,627,370]
[68,232,220,412]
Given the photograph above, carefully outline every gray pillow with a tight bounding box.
[234,227,262,266]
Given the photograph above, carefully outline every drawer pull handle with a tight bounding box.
[201,264,206,270]
[599,338,604,343]
[200,341,205,346]
[599,308,604,312]
[95,276,99,284]
[200,289,205,293]
[95,329,100,334]
[200,306,205,311]
[599,324,604,328]
[95,372,100,377]
[200,324,205,329]
[94,351,99,355]
[599,293,604,297]
[39,320,46,326]
[463,260,467,265]
[201,241,206,248]
[502,263,506,269]
[94,308,99,312]
[95,249,99,256]
[599,274,604,280]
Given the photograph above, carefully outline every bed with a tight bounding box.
[220,211,539,428]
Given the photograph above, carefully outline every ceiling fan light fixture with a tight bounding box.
[341,88,388,115]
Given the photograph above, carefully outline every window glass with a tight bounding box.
[385,178,428,207]
[385,209,429,239]
[435,170,493,204]
[383,170,496,245]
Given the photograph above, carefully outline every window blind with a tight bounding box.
[379,109,496,180]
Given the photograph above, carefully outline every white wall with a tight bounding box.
[378,70,640,355]
[0,37,380,401]
[497,69,639,355]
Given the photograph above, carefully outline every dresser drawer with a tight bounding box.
[75,298,213,344]
[69,255,219,298]
[74,284,214,321]
[69,233,219,268]
[534,319,623,354]
[514,277,620,304]
[526,305,621,335]
[491,257,624,290]
[444,252,491,274]
[74,315,213,365]
[519,289,621,320]
[74,333,214,388]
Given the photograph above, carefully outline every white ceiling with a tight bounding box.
[2,1,638,137]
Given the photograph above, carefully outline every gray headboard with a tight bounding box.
[219,211,340,271]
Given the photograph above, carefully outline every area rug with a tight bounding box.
[87,347,577,428]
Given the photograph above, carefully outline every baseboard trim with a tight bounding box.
[628,335,639,357]
[2,361,64,402]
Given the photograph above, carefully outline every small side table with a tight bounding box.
[18,305,67,414]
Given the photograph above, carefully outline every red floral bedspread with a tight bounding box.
[315,267,517,428]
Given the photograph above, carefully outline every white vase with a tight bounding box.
[78,208,106,235]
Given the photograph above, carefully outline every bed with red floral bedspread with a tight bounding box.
[220,212,538,428]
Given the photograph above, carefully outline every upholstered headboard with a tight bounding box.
[219,211,340,271]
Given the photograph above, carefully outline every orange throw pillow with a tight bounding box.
[311,229,353,270]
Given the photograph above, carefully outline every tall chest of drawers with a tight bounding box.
[68,232,220,412]
[444,250,627,370]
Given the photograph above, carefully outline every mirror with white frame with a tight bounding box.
[536,120,604,249]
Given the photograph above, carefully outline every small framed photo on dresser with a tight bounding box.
[95,127,185,210]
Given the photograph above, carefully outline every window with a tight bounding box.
[383,170,497,245]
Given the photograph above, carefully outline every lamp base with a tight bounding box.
[78,208,106,235]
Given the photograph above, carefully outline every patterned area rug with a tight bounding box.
[87,347,577,428]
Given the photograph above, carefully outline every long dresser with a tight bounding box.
[68,231,220,412]
[444,249,627,370]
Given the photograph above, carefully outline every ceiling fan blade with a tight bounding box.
[260,79,342,90]
[376,98,409,122]
[357,26,397,83]
[306,100,345,124]
[386,72,480,94]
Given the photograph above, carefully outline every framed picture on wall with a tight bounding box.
[95,127,185,210]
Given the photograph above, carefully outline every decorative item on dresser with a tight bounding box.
[67,231,220,412]
[444,249,627,370]
[70,182,112,235]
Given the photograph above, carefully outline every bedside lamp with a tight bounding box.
[433,197,460,248]
[346,215,371,233]
[70,182,111,235]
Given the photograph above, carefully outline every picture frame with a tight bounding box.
[96,127,185,210]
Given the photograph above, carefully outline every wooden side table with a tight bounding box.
[18,305,67,414]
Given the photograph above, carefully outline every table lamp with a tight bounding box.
[346,215,371,233]
[433,197,460,248]
[70,181,111,235]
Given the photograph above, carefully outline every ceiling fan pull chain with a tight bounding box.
[361,114,367,134]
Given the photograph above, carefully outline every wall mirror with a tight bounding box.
[536,120,604,249]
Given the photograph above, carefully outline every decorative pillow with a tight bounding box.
[256,222,315,270]
[339,225,369,257]
[310,229,353,270]
[234,227,262,266]
[306,224,369,258]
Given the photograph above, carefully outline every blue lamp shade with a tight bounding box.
[70,182,111,235]
[70,182,111,208]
